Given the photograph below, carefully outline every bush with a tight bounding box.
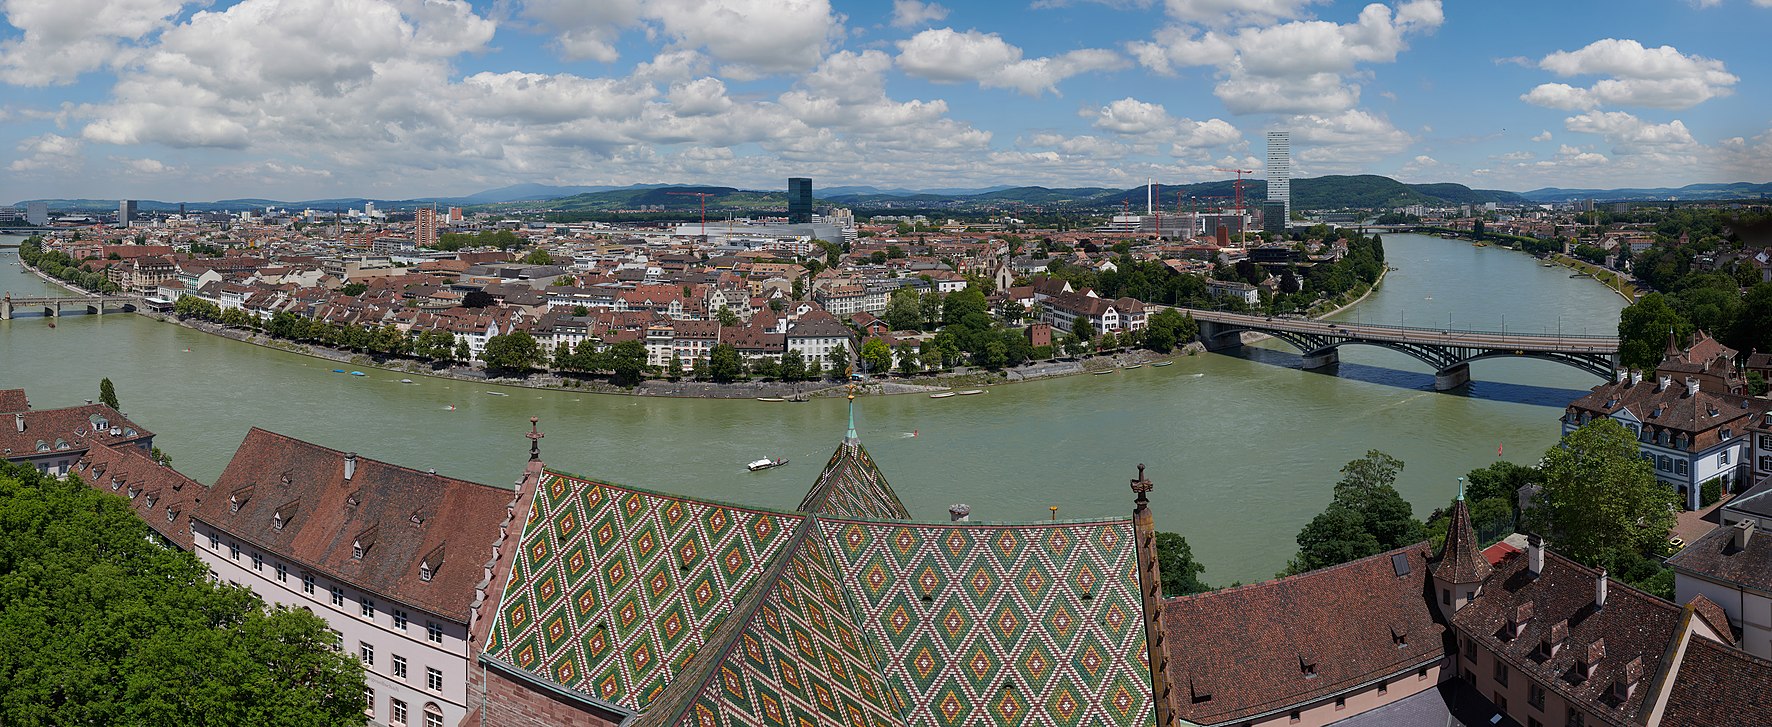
[1701,478,1722,508]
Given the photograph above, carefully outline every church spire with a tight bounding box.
[796,375,910,520]
[845,378,858,442]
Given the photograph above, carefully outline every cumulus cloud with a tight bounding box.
[9,132,82,171]
[1531,130,1552,142]
[1286,109,1413,167]
[896,27,1124,96]
[890,0,947,28]
[1521,39,1737,110]
[1563,110,1699,155]
[1127,0,1442,114]
[519,0,643,63]
[1162,0,1319,25]
[0,0,188,85]
[519,0,840,76]
[1083,97,1242,154]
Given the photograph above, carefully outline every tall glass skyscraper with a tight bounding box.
[1265,131,1290,221]
[788,177,813,224]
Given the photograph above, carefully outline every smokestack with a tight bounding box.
[949,504,971,522]
[1595,569,1608,610]
[1147,178,1153,214]
[1657,375,1671,392]
[1615,369,1627,384]
[344,452,358,481]
[1528,534,1545,578]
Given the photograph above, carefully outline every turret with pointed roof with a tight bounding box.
[795,386,911,520]
[1433,478,1492,618]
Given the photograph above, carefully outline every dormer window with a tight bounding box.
[1299,654,1318,678]
[229,497,240,513]
[166,508,177,523]
[273,513,286,531]
[144,493,156,509]
[1722,428,1733,439]
[419,564,433,582]
[352,542,365,559]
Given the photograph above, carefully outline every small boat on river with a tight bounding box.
[929,391,956,399]
[485,391,510,397]
[1152,361,1174,367]
[756,397,786,402]
[747,457,788,472]
[1122,364,1142,370]
[332,369,346,373]
[350,371,366,377]
[956,389,985,396]
[1093,370,1115,375]
[400,379,415,384]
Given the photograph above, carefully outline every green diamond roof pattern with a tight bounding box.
[797,438,910,520]
[482,469,1155,726]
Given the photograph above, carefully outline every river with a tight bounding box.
[0,233,1623,582]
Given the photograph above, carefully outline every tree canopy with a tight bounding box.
[1154,531,1210,597]
[99,377,119,410]
[1283,450,1425,575]
[0,462,366,725]
[1526,419,1677,570]
[482,330,543,372]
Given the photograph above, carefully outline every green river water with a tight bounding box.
[0,233,1624,582]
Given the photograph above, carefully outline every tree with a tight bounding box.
[717,306,740,327]
[885,288,922,331]
[98,378,119,410]
[340,282,368,297]
[453,339,472,363]
[860,338,893,374]
[1143,309,1198,353]
[779,350,807,381]
[668,353,684,380]
[1617,293,1690,370]
[1155,531,1210,597]
[607,340,649,386]
[0,462,366,724]
[521,248,553,265]
[1471,217,1485,240]
[896,344,921,376]
[483,331,544,372]
[1071,319,1095,351]
[1284,451,1425,575]
[709,344,743,383]
[1526,419,1678,570]
[572,304,590,317]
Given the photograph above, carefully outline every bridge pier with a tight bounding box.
[1196,320,1244,352]
[0,297,10,320]
[1434,363,1471,391]
[1300,348,1339,370]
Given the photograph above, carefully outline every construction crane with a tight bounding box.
[666,191,716,236]
[1214,168,1255,247]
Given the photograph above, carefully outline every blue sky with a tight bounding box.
[2,0,1769,202]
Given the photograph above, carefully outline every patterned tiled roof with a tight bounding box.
[798,434,909,521]
[817,517,1154,726]
[483,469,1157,726]
[1433,498,1491,584]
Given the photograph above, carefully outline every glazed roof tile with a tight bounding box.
[798,437,909,521]
[195,428,514,621]
[1161,544,1444,725]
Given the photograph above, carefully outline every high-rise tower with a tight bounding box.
[415,205,438,248]
[787,177,813,224]
[1266,131,1290,222]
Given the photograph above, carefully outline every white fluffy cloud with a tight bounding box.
[1563,111,1699,155]
[519,0,840,76]
[896,28,1124,96]
[890,0,948,28]
[8,132,81,171]
[1163,0,1319,25]
[0,0,187,85]
[1128,0,1442,114]
[1521,39,1737,110]
[1084,97,1241,152]
[1286,109,1413,167]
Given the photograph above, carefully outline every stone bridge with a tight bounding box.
[1178,308,1620,390]
[1,294,142,320]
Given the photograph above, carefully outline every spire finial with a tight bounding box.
[845,364,858,441]
[1457,475,1465,501]
[527,417,544,461]
[1131,463,1153,510]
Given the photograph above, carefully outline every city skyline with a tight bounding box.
[2,0,1771,202]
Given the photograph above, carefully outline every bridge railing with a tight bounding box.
[1180,309,1616,341]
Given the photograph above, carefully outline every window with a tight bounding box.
[208,532,220,549]
[1530,719,1543,727]
[1721,450,1730,465]
[361,598,375,619]
[393,654,407,679]
[1529,683,1546,710]
[1464,637,1476,661]
[390,699,408,726]
[393,609,408,630]
[1418,666,1429,680]
[251,552,263,571]
[1442,588,1451,605]
[275,562,287,583]
[426,667,443,691]
[229,542,239,559]
[302,573,315,595]
[359,642,374,666]
[1494,660,1508,686]
[1676,460,1689,476]
[427,621,443,643]
[331,586,345,608]
[1334,696,1346,711]
[1377,681,1388,695]
[424,707,443,727]
[365,689,374,716]
[1659,456,1672,472]
[1495,693,1507,711]
[1288,711,1301,724]
[1567,707,1586,727]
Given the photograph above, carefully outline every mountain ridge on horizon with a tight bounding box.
[14,177,1772,213]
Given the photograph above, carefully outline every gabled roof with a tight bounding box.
[1434,497,1492,585]
[195,428,515,621]
[73,440,203,550]
[797,402,909,521]
[0,389,28,413]
[1659,632,1772,726]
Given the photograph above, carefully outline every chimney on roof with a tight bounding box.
[1615,369,1628,384]
[949,504,971,522]
[1733,519,1755,551]
[1630,370,1643,386]
[1657,375,1672,392]
[344,452,357,480]
[1596,568,1609,610]
[13,413,21,433]
[1528,534,1545,578]
[1685,377,1699,397]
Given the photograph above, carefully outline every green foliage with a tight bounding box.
[885,288,923,331]
[433,228,520,251]
[339,282,368,297]
[778,350,807,381]
[716,306,740,327]
[0,463,366,725]
[1617,293,1691,371]
[1143,309,1198,353]
[895,344,921,375]
[483,331,543,372]
[860,338,893,374]
[1284,451,1425,575]
[16,239,124,294]
[1701,478,1722,508]
[98,377,119,410]
[1154,532,1210,597]
[1526,419,1678,572]
[709,344,743,383]
[607,340,649,386]
[521,248,553,265]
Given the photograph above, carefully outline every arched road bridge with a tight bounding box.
[1176,308,1620,390]
[1,293,142,320]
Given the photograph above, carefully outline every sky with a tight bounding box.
[2,0,1770,203]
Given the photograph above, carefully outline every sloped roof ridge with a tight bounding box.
[1167,540,1434,604]
[542,466,808,519]
[242,427,505,492]
[628,518,824,726]
[797,438,911,520]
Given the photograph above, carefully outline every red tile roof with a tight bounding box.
[0,389,28,413]
[1160,543,1445,725]
[0,402,152,461]
[1659,633,1772,726]
[1435,499,1493,584]
[195,428,518,621]
[73,441,202,550]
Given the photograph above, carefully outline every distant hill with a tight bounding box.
[1519,182,1772,203]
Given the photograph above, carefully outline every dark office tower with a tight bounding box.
[788,177,813,224]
